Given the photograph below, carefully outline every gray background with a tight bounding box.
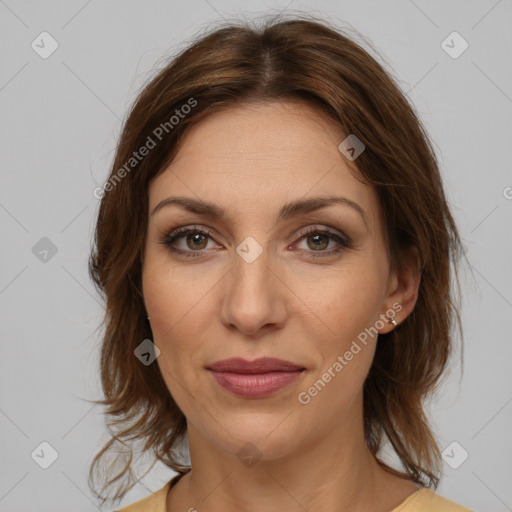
[1,1,511,511]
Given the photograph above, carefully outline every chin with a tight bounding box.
[206,412,304,463]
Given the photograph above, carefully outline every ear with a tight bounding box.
[379,246,421,334]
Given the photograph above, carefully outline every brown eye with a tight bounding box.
[294,227,353,259]
[185,232,209,250]
[305,233,330,251]
[159,226,218,258]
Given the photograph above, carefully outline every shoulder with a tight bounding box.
[391,487,474,512]
[113,480,171,512]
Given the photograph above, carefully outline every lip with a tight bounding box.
[207,357,305,373]
[206,357,306,398]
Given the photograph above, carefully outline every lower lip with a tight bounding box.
[208,370,305,398]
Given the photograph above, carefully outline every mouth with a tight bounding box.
[206,357,306,398]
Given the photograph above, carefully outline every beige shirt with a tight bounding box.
[115,474,474,512]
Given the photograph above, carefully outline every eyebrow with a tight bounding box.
[151,195,368,228]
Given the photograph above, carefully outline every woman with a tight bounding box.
[88,14,473,512]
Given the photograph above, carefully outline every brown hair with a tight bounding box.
[87,13,465,504]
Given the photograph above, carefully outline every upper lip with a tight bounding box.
[207,357,305,374]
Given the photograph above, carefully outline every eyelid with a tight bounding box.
[295,224,349,242]
[158,224,220,247]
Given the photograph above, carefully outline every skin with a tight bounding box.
[142,100,422,512]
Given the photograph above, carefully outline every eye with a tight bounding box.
[293,226,353,259]
[158,225,219,258]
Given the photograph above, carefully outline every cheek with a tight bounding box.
[293,257,386,341]
[143,254,215,345]
[142,259,218,404]
[296,282,381,423]
[293,261,385,406]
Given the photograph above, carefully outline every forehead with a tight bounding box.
[148,100,379,231]
[163,100,346,170]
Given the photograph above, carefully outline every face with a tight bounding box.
[142,100,402,461]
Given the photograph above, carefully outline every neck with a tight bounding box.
[166,403,407,512]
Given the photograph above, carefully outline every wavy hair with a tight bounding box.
[87,13,465,504]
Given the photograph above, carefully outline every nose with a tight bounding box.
[219,246,288,338]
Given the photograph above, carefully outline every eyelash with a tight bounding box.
[158,224,353,260]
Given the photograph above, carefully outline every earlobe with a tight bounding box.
[378,303,401,335]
